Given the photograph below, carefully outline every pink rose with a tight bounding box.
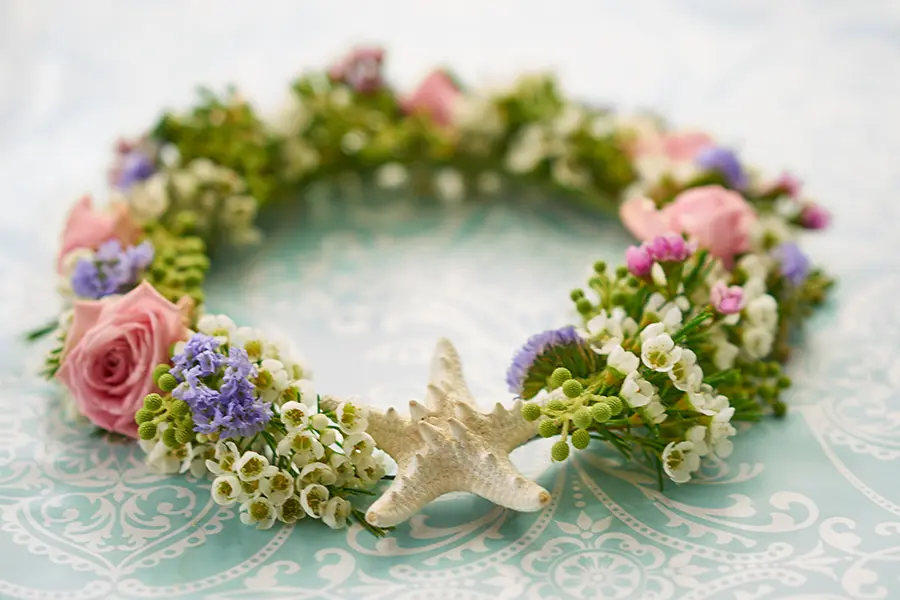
[58,195,140,273]
[56,282,191,438]
[619,185,757,267]
[630,130,713,162]
[400,70,462,127]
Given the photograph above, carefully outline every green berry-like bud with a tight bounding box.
[615,266,629,279]
[604,396,624,416]
[773,400,787,417]
[575,297,592,314]
[759,384,777,399]
[539,420,561,438]
[550,367,572,389]
[183,268,205,286]
[551,440,570,461]
[593,260,607,274]
[144,393,163,411]
[571,429,591,450]
[170,399,190,418]
[591,402,612,423]
[135,408,154,424]
[546,398,568,412]
[562,379,583,399]
[572,407,593,430]
[521,402,543,422]
[777,375,792,389]
[174,427,193,445]
[152,364,171,383]
[570,289,585,301]
[157,373,178,393]
[610,291,627,306]
[138,422,158,440]
[161,427,178,448]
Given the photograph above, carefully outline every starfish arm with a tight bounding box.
[427,338,475,409]
[365,406,419,462]
[467,450,551,513]
[483,399,540,453]
[365,452,454,528]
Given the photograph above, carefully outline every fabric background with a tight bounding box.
[1,1,899,598]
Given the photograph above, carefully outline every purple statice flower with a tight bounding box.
[170,333,225,385]
[111,139,156,190]
[172,344,271,439]
[696,146,748,190]
[70,240,155,300]
[774,242,810,285]
[506,326,581,394]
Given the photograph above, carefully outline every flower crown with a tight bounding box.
[34,46,833,536]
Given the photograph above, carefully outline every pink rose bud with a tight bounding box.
[710,281,745,315]
[799,203,830,230]
[401,69,462,127]
[626,245,653,278]
[57,195,141,273]
[644,234,693,263]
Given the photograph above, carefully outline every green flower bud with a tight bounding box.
[571,429,591,450]
[183,268,205,286]
[170,399,190,418]
[615,266,629,279]
[572,407,593,430]
[773,400,787,417]
[157,373,178,393]
[610,291,627,306]
[152,364,171,383]
[593,260,607,274]
[759,384,777,400]
[562,379,583,399]
[538,420,561,438]
[135,408,154,424]
[174,427,193,445]
[591,402,612,423]
[144,393,163,411]
[569,289,585,301]
[521,402,543,422]
[575,297,592,314]
[549,367,572,389]
[138,422,158,440]
[180,237,206,254]
[551,440,570,461]
[546,398,568,412]
[604,396,624,416]
[161,427,179,448]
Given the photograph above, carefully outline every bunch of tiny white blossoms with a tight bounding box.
[507,234,796,485]
[135,314,388,534]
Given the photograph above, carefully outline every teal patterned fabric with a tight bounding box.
[2,2,900,598]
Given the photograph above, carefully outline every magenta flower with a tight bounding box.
[799,203,830,230]
[769,172,802,198]
[625,245,653,277]
[644,234,694,263]
[328,47,385,93]
[710,282,745,315]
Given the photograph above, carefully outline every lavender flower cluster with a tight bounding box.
[170,333,272,439]
[71,239,154,299]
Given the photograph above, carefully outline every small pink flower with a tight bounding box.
[799,203,830,230]
[400,70,462,127]
[328,47,385,93]
[56,282,192,437]
[770,172,802,198]
[644,234,694,263]
[626,245,653,278]
[58,195,141,273]
[710,281,745,315]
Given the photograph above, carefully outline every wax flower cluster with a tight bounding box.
[135,315,388,534]
[509,229,826,485]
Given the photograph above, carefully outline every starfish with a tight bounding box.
[322,338,549,528]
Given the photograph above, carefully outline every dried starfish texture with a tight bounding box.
[322,338,548,528]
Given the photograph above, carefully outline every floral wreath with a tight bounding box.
[31,47,833,537]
